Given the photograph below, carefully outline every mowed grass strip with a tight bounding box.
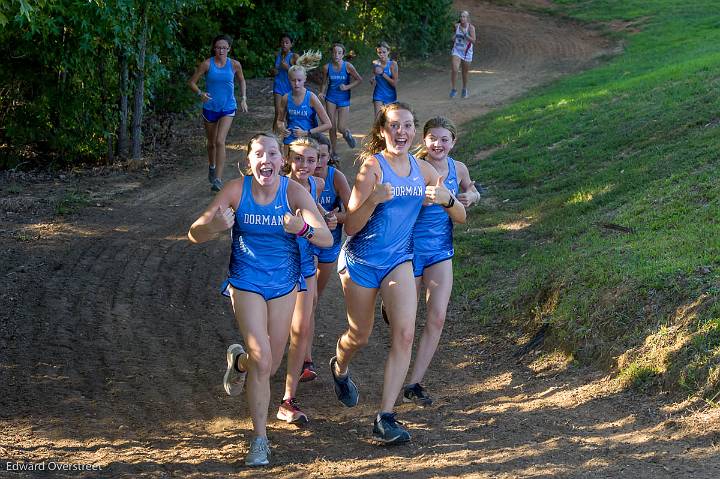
[453,0,720,398]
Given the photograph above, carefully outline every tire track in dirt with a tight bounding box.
[3,2,720,478]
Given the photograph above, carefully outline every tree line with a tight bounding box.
[0,0,451,169]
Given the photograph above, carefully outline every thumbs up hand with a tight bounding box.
[425,175,451,206]
[211,205,235,232]
[324,206,339,230]
[283,208,306,235]
[370,182,394,206]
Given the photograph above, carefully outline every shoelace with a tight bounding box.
[284,398,302,411]
[382,412,404,426]
[249,438,269,454]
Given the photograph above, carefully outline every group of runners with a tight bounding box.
[187,10,480,467]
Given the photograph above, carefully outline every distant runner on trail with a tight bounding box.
[318,42,363,163]
[402,116,478,407]
[449,10,476,99]
[369,41,399,118]
[188,34,248,192]
[187,132,331,467]
[270,34,299,131]
[329,103,465,445]
[276,65,332,151]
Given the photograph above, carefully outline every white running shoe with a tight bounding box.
[223,344,247,396]
[245,436,271,466]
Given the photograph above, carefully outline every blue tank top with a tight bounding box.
[284,90,315,144]
[317,167,343,247]
[205,58,237,112]
[373,60,397,103]
[326,61,351,104]
[296,176,318,274]
[227,176,300,288]
[273,52,293,95]
[413,158,459,256]
[345,153,425,268]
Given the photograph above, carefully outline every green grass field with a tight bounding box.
[453,0,720,400]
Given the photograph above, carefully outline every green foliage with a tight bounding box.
[1,0,452,167]
[452,0,720,395]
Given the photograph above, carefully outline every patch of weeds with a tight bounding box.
[618,362,660,391]
[55,190,91,216]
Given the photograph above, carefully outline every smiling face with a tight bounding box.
[248,136,283,186]
[314,144,330,176]
[381,108,416,156]
[424,127,456,161]
[289,69,306,92]
[213,39,230,59]
[288,145,318,182]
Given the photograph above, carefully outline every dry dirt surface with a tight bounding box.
[2,1,720,478]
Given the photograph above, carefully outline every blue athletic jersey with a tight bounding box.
[372,60,397,104]
[344,153,425,268]
[297,176,318,277]
[284,90,315,144]
[413,157,459,256]
[325,61,351,105]
[273,52,293,95]
[317,167,343,249]
[225,176,300,291]
[205,58,237,112]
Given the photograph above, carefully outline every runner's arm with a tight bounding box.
[233,60,248,112]
[420,160,466,224]
[344,157,392,235]
[455,161,481,207]
[308,93,332,135]
[343,63,363,90]
[188,179,242,243]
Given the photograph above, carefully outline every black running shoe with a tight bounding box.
[403,383,433,407]
[329,356,359,407]
[373,412,411,444]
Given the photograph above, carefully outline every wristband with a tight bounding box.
[301,225,315,240]
[297,222,309,237]
[443,196,455,208]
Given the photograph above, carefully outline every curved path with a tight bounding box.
[2,2,718,478]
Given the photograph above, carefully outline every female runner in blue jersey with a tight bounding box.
[318,43,363,161]
[369,42,399,118]
[298,133,351,383]
[188,34,248,192]
[270,34,299,130]
[403,116,480,407]
[329,103,465,444]
[276,65,332,151]
[277,136,338,425]
[188,133,331,467]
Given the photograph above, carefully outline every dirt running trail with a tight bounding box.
[2,2,719,478]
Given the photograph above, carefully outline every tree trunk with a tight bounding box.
[118,49,129,158]
[131,11,148,160]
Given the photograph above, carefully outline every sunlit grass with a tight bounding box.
[453,0,720,398]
